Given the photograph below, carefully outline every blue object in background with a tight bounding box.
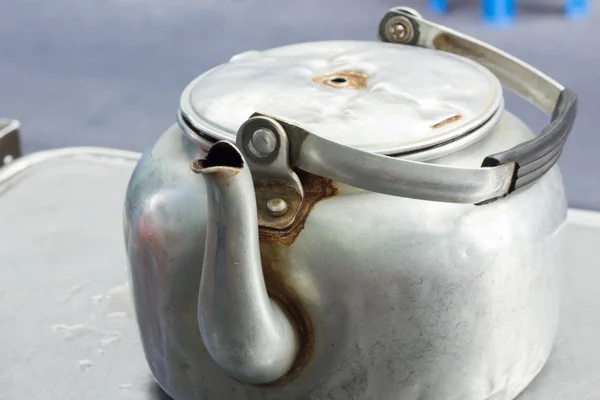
[429,0,448,14]
[483,0,515,26]
[430,0,590,23]
[565,0,590,19]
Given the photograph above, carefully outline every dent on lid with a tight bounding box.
[180,41,503,155]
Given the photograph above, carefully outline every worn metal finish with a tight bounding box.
[236,116,304,230]
[1,150,597,400]
[190,142,300,385]
[125,110,567,399]
[248,112,516,204]
[257,170,337,246]
[378,8,578,201]
[266,198,288,216]
[381,6,562,115]
[179,41,503,157]
[124,8,577,400]
[178,9,576,205]
[0,119,22,168]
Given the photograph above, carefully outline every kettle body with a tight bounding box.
[124,7,576,400]
[125,114,565,400]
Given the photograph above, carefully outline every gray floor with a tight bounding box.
[1,0,598,210]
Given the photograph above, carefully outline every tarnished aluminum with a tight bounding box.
[234,116,305,229]
[190,142,300,385]
[179,40,503,157]
[1,150,599,400]
[123,7,578,400]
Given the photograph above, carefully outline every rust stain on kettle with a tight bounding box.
[258,170,337,246]
[313,70,368,90]
[252,170,336,386]
[431,114,462,129]
[258,245,315,388]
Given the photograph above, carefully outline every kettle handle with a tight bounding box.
[377,7,578,203]
[181,7,577,205]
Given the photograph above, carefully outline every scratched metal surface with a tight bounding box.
[0,150,598,400]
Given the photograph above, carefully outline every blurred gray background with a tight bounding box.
[0,0,598,210]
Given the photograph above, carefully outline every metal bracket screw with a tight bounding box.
[384,16,414,44]
[266,198,288,216]
[388,21,407,41]
[250,128,277,158]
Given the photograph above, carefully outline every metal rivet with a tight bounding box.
[266,198,288,216]
[385,16,413,43]
[3,154,13,165]
[250,128,277,157]
[391,23,406,39]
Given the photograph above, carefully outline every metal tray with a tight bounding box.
[0,146,599,400]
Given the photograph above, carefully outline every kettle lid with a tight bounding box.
[179,40,502,156]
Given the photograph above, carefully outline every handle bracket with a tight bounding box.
[236,115,305,230]
[378,7,578,201]
[179,7,577,206]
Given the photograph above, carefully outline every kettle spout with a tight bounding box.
[191,141,300,385]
